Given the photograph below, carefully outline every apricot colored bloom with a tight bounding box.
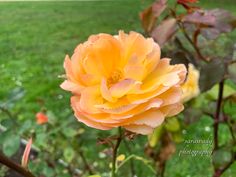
[181,63,200,102]
[61,31,187,135]
[36,112,48,125]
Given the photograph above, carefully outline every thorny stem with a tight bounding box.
[0,152,36,177]
[111,127,122,177]
[213,80,224,150]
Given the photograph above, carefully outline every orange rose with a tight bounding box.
[61,31,186,134]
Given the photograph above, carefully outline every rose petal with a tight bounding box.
[60,80,83,94]
[80,86,103,114]
[100,78,116,102]
[160,103,184,117]
[71,96,113,129]
[110,79,141,98]
[158,86,182,106]
[133,109,165,127]
[124,124,154,135]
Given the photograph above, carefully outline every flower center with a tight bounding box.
[107,69,123,87]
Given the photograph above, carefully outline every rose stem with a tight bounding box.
[111,127,122,177]
[0,152,36,177]
[213,80,224,150]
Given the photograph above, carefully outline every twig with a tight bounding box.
[79,151,94,175]
[111,127,122,177]
[0,152,36,177]
[178,22,208,62]
[168,7,208,62]
[213,80,224,150]
[193,28,200,47]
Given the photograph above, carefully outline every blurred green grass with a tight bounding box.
[0,1,236,177]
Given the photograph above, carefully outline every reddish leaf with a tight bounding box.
[199,59,225,92]
[208,9,236,33]
[152,0,167,17]
[151,18,177,46]
[201,10,236,39]
[140,0,167,33]
[183,10,216,26]
[200,28,220,40]
[184,9,236,39]
[140,6,156,33]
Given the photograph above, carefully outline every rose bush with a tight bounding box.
[61,31,187,134]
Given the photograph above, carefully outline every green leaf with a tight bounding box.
[42,166,54,177]
[200,59,225,92]
[19,120,32,134]
[6,87,25,107]
[172,131,184,143]
[3,134,20,156]
[36,133,47,147]
[46,110,57,125]
[223,100,236,120]
[1,119,15,128]
[205,84,236,100]
[212,149,232,168]
[164,117,180,132]
[62,128,77,138]
[63,147,75,163]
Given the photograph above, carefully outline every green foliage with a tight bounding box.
[212,149,232,168]
[164,117,180,132]
[63,147,75,163]
[0,130,20,156]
